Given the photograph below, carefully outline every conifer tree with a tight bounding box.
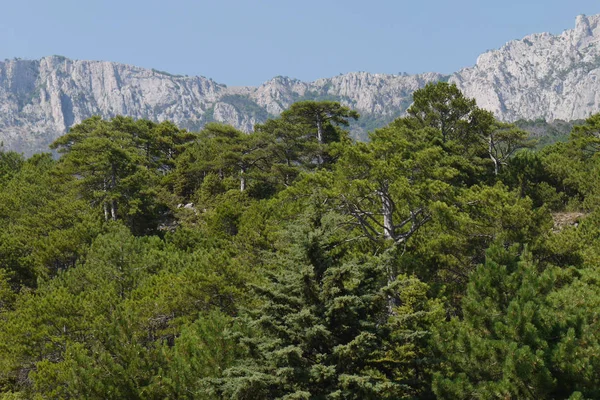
[433,244,600,399]
[280,101,359,167]
[214,211,441,399]
[407,82,477,144]
[0,150,23,188]
[51,116,195,233]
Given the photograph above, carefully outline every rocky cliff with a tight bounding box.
[0,57,226,154]
[2,14,600,155]
[450,14,600,122]
[0,55,444,155]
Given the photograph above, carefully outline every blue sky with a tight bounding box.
[1,0,599,86]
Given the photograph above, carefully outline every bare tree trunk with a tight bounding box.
[111,164,118,221]
[316,117,323,144]
[111,200,117,221]
[489,136,499,176]
[441,118,447,143]
[103,179,109,221]
[316,116,324,166]
[378,189,394,240]
[240,167,246,192]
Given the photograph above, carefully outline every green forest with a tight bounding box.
[1,82,600,399]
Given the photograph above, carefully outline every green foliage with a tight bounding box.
[433,245,600,399]
[254,118,316,186]
[331,121,457,247]
[214,211,442,399]
[515,118,583,149]
[0,153,100,287]
[280,100,359,167]
[155,310,245,399]
[532,114,600,211]
[407,82,477,144]
[0,150,24,188]
[173,122,272,200]
[0,223,254,398]
[3,93,600,398]
[51,116,196,234]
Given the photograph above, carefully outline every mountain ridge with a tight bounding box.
[450,13,600,122]
[2,14,600,155]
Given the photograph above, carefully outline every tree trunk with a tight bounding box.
[111,200,117,221]
[240,167,246,192]
[103,179,109,221]
[381,190,398,314]
[379,189,394,240]
[316,115,324,166]
[111,164,118,221]
[489,136,499,176]
[386,264,398,315]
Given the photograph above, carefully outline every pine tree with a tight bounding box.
[51,116,195,234]
[280,101,359,167]
[433,244,600,399]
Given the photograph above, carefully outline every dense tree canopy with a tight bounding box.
[0,83,599,399]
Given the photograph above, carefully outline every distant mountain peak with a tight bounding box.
[2,14,600,155]
[449,13,600,122]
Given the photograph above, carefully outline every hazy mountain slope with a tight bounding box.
[2,14,600,155]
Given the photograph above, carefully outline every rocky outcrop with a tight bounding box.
[450,14,600,122]
[0,56,228,154]
[0,56,443,155]
[2,14,600,155]
[249,72,445,118]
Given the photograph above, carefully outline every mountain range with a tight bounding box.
[1,14,600,155]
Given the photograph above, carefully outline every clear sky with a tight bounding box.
[1,0,599,86]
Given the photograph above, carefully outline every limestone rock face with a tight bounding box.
[213,102,256,132]
[0,56,225,154]
[248,72,445,117]
[0,55,443,155]
[3,14,600,155]
[450,14,600,122]
[0,56,443,155]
